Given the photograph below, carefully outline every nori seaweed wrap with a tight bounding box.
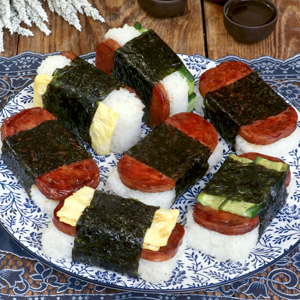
[72,190,159,278]
[203,72,290,148]
[1,119,91,197]
[126,122,211,200]
[42,56,123,146]
[197,154,289,238]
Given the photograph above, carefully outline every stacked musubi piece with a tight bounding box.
[1,107,100,213]
[107,112,220,208]
[186,152,291,262]
[43,187,185,283]
[198,61,300,157]
[96,22,197,128]
[35,54,145,155]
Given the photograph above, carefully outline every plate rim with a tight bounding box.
[1,51,300,292]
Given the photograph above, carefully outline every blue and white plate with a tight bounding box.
[0,52,300,292]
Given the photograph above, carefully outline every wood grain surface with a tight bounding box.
[204,0,300,60]
[0,0,299,60]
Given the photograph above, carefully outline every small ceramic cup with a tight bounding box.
[223,0,278,43]
[208,0,229,4]
[138,0,187,18]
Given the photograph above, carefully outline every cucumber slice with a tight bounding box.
[134,22,148,34]
[178,64,194,82]
[254,156,289,172]
[178,65,196,111]
[220,199,261,218]
[228,154,253,164]
[197,192,227,210]
[187,93,197,112]
[178,65,195,95]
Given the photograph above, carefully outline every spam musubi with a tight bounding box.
[197,61,300,157]
[186,153,291,262]
[107,112,222,208]
[1,107,100,214]
[35,54,144,155]
[96,23,197,128]
[42,188,186,283]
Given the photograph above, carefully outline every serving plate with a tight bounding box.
[0,52,300,292]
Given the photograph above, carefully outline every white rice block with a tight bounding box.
[160,71,189,116]
[103,88,145,154]
[105,24,141,46]
[208,140,223,170]
[138,237,186,283]
[30,185,59,217]
[235,127,300,157]
[41,220,185,283]
[106,167,176,209]
[41,222,74,261]
[36,55,71,75]
[185,210,258,262]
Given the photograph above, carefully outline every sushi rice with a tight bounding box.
[37,55,71,75]
[138,237,186,283]
[185,210,259,262]
[161,71,189,116]
[106,167,176,208]
[235,127,300,157]
[105,24,142,47]
[102,88,144,154]
[207,141,223,171]
[42,222,74,262]
[30,185,59,217]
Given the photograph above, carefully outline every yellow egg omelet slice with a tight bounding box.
[33,74,53,107]
[57,186,95,227]
[89,102,118,155]
[143,208,179,251]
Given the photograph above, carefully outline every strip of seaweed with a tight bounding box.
[2,119,91,197]
[73,191,158,278]
[43,56,123,145]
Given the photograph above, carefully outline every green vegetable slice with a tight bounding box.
[197,192,227,210]
[134,22,148,34]
[254,156,289,172]
[178,65,196,111]
[198,154,289,237]
[187,93,197,112]
[178,64,195,84]
[220,199,262,219]
[228,153,253,164]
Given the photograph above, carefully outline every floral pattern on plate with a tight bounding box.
[0,53,300,292]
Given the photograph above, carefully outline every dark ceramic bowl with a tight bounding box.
[138,0,187,18]
[223,0,278,43]
[208,0,229,4]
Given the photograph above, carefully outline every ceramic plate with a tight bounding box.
[1,53,300,292]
